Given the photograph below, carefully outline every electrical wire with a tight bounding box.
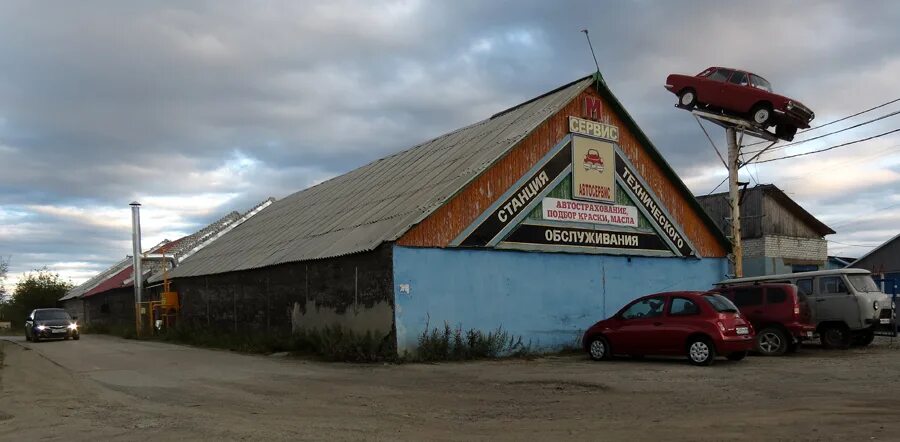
[827,202,900,230]
[744,108,900,155]
[776,144,900,184]
[744,96,900,147]
[749,127,900,164]
[705,176,728,196]
[827,239,882,248]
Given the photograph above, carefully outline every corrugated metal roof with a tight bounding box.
[82,265,133,298]
[63,199,274,300]
[170,77,594,278]
[59,257,131,301]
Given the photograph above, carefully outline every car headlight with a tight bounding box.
[786,101,794,110]
[68,323,78,330]
[874,301,880,310]
[36,325,47,331]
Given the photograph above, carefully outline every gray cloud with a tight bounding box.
[1,0,899,286]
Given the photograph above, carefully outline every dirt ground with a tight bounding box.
[2,335,900,441]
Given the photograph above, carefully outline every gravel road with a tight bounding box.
[2,334,900,441]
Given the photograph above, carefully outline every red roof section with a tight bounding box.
[83,265,133,298]
[82,237,187,298]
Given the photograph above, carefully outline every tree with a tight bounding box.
[4,268,72,326]
[0,257,9,320]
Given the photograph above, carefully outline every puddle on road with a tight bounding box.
[506,379,610,392]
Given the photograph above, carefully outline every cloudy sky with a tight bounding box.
[1,0,898,290]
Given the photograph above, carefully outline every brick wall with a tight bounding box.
[762,235,827,261]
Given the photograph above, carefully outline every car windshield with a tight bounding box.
[35,310,71,320]
[848,275,882,293]
[702,294,739,313]
[707,69,733,82]
[750,74,772,92]
[696,68,715,77]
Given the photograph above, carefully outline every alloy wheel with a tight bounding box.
[689,341,710,363]
[754,108,770,124]
[758,331,783,354]
[589,340,606,360]
[680,91,695,106]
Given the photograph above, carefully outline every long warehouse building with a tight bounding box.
[167,74,732,354]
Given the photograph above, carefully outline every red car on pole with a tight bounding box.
[665,67,814,141]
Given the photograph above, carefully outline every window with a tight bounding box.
[34,310,71,320]
[733,288,763,307]
[708,69,734,82]
[669,297,700,316]
[697,68,715,77]
[620,296,666,319]
[728,71,749,85]
[820,276,848,295]
[750,75,772,92]
[702,294,739,313]
[848,275,880,293]
[767,288,787,304]
[796,279,813,296]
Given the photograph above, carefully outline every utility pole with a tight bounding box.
[130,201,143,335]
[726,128,743,277]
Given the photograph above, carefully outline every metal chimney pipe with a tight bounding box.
[130,201,143,334]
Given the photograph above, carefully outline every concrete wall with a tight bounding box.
[392,246,729,352]
[61,298,85,322]
[173,245,395,347]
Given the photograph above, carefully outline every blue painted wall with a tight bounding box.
[392,246,729,353]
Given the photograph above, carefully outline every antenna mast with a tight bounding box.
[581,29,600,73]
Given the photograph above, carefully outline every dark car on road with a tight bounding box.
[582,291,754,366]
[665,67,814,140]
[709,284,816,356]
[24,308,80,342]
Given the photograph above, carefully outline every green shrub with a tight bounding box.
[150,324,392,362]
[415,321,531,361]
[83,323,136,339]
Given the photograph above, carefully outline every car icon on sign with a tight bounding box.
[583,149,604,172]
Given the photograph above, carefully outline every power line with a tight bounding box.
[828,202,900,230]
[750,127,900,164]
[827,239,881,248]
[777,144,900,184]
[745,96,900,147]
[706,176,728,196]
[807,97,900,132]
[744,108,900,155]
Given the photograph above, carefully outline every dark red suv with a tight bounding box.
[709,284,815,356]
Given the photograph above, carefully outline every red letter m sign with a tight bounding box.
[583,96,602,120]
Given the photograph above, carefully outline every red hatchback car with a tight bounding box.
[665,67,814,141]
[582,291,755,366]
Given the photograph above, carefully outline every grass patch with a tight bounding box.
[413,321,533,361]
[159,324,393,362]
[83,323,137,339]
